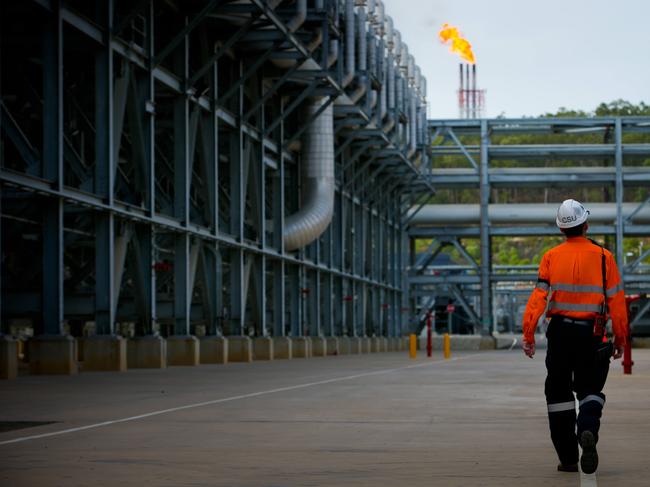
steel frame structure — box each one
[0,0,433,342]
[410,117,650,334]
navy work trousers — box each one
[544,316,610,466]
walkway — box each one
[1,348,649,486]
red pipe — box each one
[623,295,639,375]
[426,311,432,357]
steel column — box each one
[615,118,624,272]
[479,120,492,334]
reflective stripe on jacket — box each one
[522,236,628,346]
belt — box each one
[553,316,594,327]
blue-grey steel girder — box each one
[615,118,624,272]
[40,5,64,336]
[153,0,227,68]
[479,119,492,335]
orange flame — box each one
[438,23,476,64]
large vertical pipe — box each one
[387,51,395,109]
[283,98,335,251]
[615,118,624,274]
[342,0,355,86]
[479,119,492,335]
[286,0,307,33]
[357,6,367,71]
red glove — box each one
[523,340,535,359]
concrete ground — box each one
[1,346,649,487]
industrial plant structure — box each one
[1,0,649,376]
[1,0,432,372]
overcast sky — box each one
[381,0,650,119]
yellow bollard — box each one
[443,333,451,359]
[409,334,417,359]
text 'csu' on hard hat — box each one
[556,199,590,229]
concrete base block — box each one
[167,336,199,366]
[310,337,327,357]
[83,335,127,372]
[370,337,380,353]
[0,336,18,380]
[228,336,253,362]
[386,337,396,351]
[273,337,292,359]
[401,337,409,351]
[632,338,650,348]
[128,336,167,369]
[253,337,274,361]
[379,337,388,352]
[480,336,496,350]
[338,337,351,355]
[348,337,362,354]
[360,337,371,353]
[29,335,78,375]
[291,337,311,358]
[325,337,339,356]
[199,336,228,364]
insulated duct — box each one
[408,203,650,226]
[283,98,335,251]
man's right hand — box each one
[523,340,535,359]
[612,344,624,360]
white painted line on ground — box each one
[579,444,598,487]
[575,398,598,487]
[0,355,477,446]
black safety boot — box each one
[557,463,578,472]
[580,431,599,474]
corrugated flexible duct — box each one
[284,98,335,251]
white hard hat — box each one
[556,199,589,229]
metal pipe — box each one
[408,88,417,156]
[342,0,356,87]
[385,15,394,50]
[407,54,414,82]
[284,98,335,251]
[357,6,367,71]
[286,0,307,33]
[400,42,408,71]
[380,54,387,119]
[368,31,377,75]
[387,51,395,109]
[407,203,650,225]
[367,0,376,23]
[393,30,402,62]
[376,0,385,35]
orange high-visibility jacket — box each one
[522,236,628,346]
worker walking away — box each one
[521,199,627,474]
